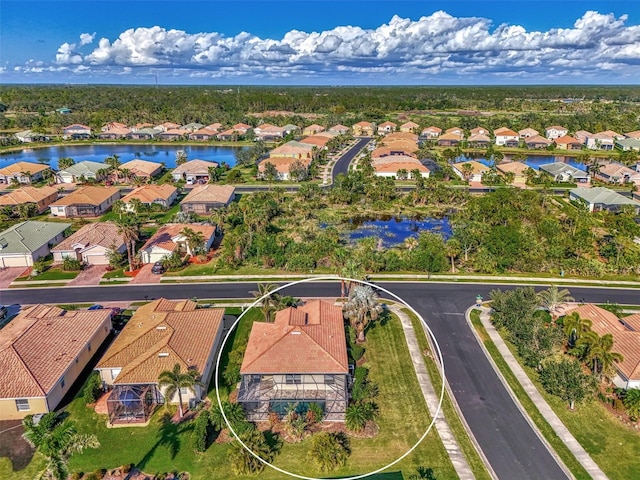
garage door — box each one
[83,254,109,265]
[0,255,30,267]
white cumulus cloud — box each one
[42,10,640,82]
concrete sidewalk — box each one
[474,307,608,480]
[390,305,477,480]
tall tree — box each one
[577,332,623,379]
[22,413,99,480]
[445,238,461,273]
[181,227,206,256]
[251,283,277,322]
[343,285,383,343]
[562,312,592,347]
[58,157,75,170]
[157,363,203,418]
[115,215,140,272]
[538,285,575,318]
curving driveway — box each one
[1,281,635,479]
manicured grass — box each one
[403,308,493,480]
[102,268,126,279]
[497,322,640,480]
[7,309,457,479]
[469,310,591,480]
[13,267,78,281]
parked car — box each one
[0,305,8,320]
[88,304,104,310]
[151,262,166,274]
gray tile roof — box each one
[58,161,105,177]
[539,162,589,179]
[0,221,71,255]
[570,187,640,207]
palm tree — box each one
[622,388,640,419]
[22,412,99,480]
[229,429,275,475]
[563,312,592,347]
[341,258,364,298]
[251,283,277,322]
[96,167,110,182]
[577,331,623,378]
[444,238,461,273]
[157,363,203,418]
[105,154,122,181]
[181,227,206,256]
[115,215,140,272]
[41,168,54,185]
[538,285,575,318]
[343,285,383,343]
[58,157,75,170]
[460,162,474,181]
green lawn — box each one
[13,266,78,281]
[495,317,640,480]
[404,308,493,480]
[3,309,459,479]
[468,310,591,480]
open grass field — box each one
[1,308,458,479]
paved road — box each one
[3,282,635,479]
[331,137,372,181]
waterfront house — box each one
[518,128,539,138]
[554,135,583,150]
[258,157,311,181]
[377,121,397,135]
[180,185,236,214]
[452,161,490,182]
[56,161,107,183]
[596,163,640,185]
[571,187,639,213]
[400,121,419,133]
[171,159,219,184]
[496,162,530,186]
[539,163,590,184]
[63,124,92,139]
[120,159,163,180]
[525,135,552,149]
[420,126,442,139]
[0,162,52,185]
[467,133,491,148]
[493,127,519,147]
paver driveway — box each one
[0,267,27,289]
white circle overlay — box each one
[214,277,446,480]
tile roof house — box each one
[63,124,92,139]
[254,124,286,141]
[400,121,419,133]
[159,128,189,141]
[596,163,640,185]
[155,122,181,132]
[570,187,639,213]
[129,127,161,140]
[50,186,120,218]
[576,131,614,150]
[139,223,216,264]
[562,304,640,389]
[328,124,350,135]
[496,162,530,186]
[303,124,325,136]
[180,184,236,215]
[470,127,490,136]
[51,222,126,265]
[524,135,552,149]
[188,128,218,141]
[352,121,375,136]
[615,138,640,152]
[0,186,59,213]
[545,126,568,140]
[493,127,520,147]
[237,300,349,421]
[182,122,205,132]
[452,161,490,182]
[624,130,640,140]
[0,162,52,185]
[269,141,314,159]
[372,156,430,178]
[0,221,70,268]
[437,132,462,147]
[101,122,128,132]
[98,126,131,140]
[377,121,397,135]
[120,159,163,180]
[372,146,418,159]
[0,305,112,420]
[445,127,464,138]
[600,130,625,140]
[467,133,491,147]
[553,135,583,150]
[383,132,419,144]
[539,163,590,184]
[258,157,312,181]
[121,184,178,210]
[299,135,331,149]
[14,130,50,143]
[420,126,442,139]
[56,161,107,184]
[171,159,220,184]
[518,128,539,138]
[96,298,224,424]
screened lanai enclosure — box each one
[237,373,349,422]
[106,384,162,425]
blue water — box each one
[455,154,587,171]
[344,216,452,248]
[0,144,247,170]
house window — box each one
[15,399,30,411]
[61,377,65,389]
[110,369,121,380]
[180,387,189,395]
[87,342,92,352]
[324,375,335,385]
[285,374,302,385]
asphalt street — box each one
[331,136,372,180]
[4,281,638,479]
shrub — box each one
[62,256,83,271]
[305,402,324,425]
[267,411,280,427]
[350,344,365,362]
[345,401,378,433]
[193,410,211,453]
[83,372,102,404]
[223,345,246,386]
[307,432,350,472]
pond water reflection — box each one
[342,215,452,248]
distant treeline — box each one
[2,84,640,134]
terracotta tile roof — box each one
[313,131,336,139]
[50,186,120,207]
[100,126,131,135]
[300,135,331,147]
[380,139,419,152]
[157,122,181,130]
[378,121,397,128]
[622,313,640,332]
[372,154,421,165]
[121,184,177,204]
[217,128,236,137]
[161,128,188,136]
[546,125,567,131]
[496,162,530,175]
[554,135,581,145]
[401,121,419,129]
[438,132,463,141]
[328,124,350,133]
[121,159,162,177]
[140,223,215,254]
[624,130,640,139]
[598,163,637,178]
[422,126,442,134]
[519,128,539,136]
[372,146,417,158]
[233,123,252,131]
[374,161,429,174]
[64,124,91,130]
[205,123,222,131]
[525,135,552,145]
[258,157,311,174]
[190,128,217,137]
[453,160,489,175]
[494,127,519,137]
[353,121,373,127]
[97,298,223,384]
[564,304,640,380]
[0,186,58,206]
[383,132,419,143]
[467,134,491,143]
[0,305,111,398]
[445,127,463,134]
[135,123,154,129]
[304,124,325,132]
[51,221,125,252]
[172,159,219,176]
[270,141,314,156]
[0,162,51,176]
[181,184,235,205]
[240,300,348,375]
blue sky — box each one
[2,1,640,84]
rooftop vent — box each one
[156,326,167,330]
[158,353,169,357]
[291,331,301,335]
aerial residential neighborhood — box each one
[2,2,640,480]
